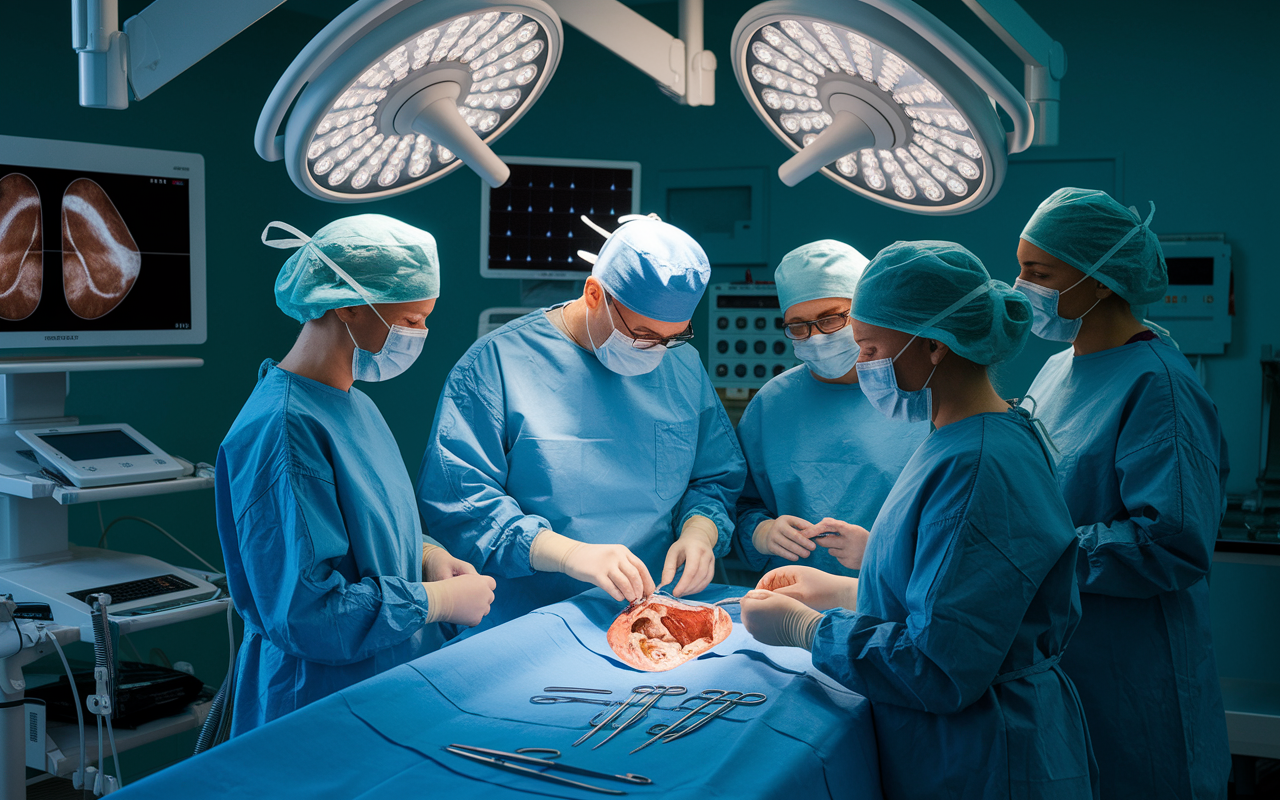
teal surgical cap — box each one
[775,240,869,314]
[593,217,710,324]
[853,240,1031,365]
[265,214,440,323]
[1021,187,1167,306]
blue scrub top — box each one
[1026,339,1230,799]
[417,308,745,629]
[812,408,1096,800]
[215,361,442,735]
[733,365,930,576]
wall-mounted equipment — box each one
[1146,236,1232,355]
[651,168,767,266]
[0,135,206,349]
[708,281,797,392]
[731,0,1066,214]
[481,157,640,281]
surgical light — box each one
[732,0,1064,215]
[256,0,563,200]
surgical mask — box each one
[793,325,860,379]
[1017,204,1154,343]
[855,280,992,424]
[347,313,428,382]
[587,298,666,376]
[1014,277,1101,343]
[856,340,937,423]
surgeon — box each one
[734,240,929,576]
[418,215,745,630]
[741,241,1097,799]
[216,215,496,736]
[1015,188,1230,799]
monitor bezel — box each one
[479,155,641,281]
[0,134,207,348]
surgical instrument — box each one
[572,686,659,747]
[629,689,746,754]
[712,597,744,606]
[545,686,612,694]
[448,745,652,786]
[652,692,767,744]
[444,746,626,795]
[593,686,686,750]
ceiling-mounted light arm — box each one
[72,0,285,110]
[544,0,715,106]
[959,0,1066,146]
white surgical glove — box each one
[757,565,858,611]
[740,589,824,650]
[530,531,656,603]
[752,515,819,561]
[661,516,719,597]
[422,573,496,627]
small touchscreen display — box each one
[37,430,151,462]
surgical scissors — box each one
[592,686,686,750]
[572,686,659,747]
[637,691,767,749]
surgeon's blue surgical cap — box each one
[775,240,869,314]
[853,240,1031,365]
[592,217,710,323]
[267,214,440,323]
[1021,187,1166,306]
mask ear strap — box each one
[261,220,391,329]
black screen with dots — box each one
[483,159,638,279]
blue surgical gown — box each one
[1026,339,1230,799]
[733,365,930,576]
[811,408,1097,800]
[215,361,442,736]
[417,308,745,629]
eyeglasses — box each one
[608,296,695,350]
[783,311,851,341]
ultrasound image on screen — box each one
[0,163,191,332]
[487,163,635,274]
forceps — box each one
[445,745,651,795]
[637,690,767,750]
[592,686,686,750]
[572,686,685,748]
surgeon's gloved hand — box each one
[752,515,818,561]
[808,519,871,570]
[740,589,824,650]
[422,543,478,582]
[757,566,858,611]
[530,531,656,603]
[661,516,718,597]
[422,573,497,627]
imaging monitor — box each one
[0,134,206,348]
[481,156,640,280]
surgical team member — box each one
[742,241,1097,800]
[419,216,746,629]
[1016,188,1230,799]
[216,215,496,735]
[734,240,929,576]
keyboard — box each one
[68,574,198,606]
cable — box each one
[48,632,86,789]
[106,715,123,788]
[98,515,220,573]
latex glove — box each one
[422,573,496,627]
[422,543,478,582]
[740,589,823,650]
[530,531,655,603]
[661,516,718,597]
[808,518,871,571]
[752,515,818,561]
[757,565,858,611]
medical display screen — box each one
[484,161,637,277]
[0,162,192,335]
[36,429,151,462]
[1165,256,1215,286]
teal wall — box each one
[2,0,1274,780]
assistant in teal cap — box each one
[592,216,710,323]
[268,213,441,323]
[1021,187,1166,306]
[853,240,1031,366]
[775,239,869,313]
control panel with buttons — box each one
[708,282,798,391]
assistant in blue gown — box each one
[1027,340,1230,798]
[1018,188,1230,799]
[418,309,743,629]
[217,360,442,735]
[734,364,929,576]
